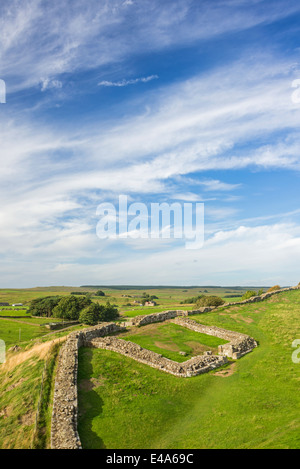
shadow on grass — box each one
[77,348,106,449]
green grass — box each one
[78,289,300,449]
[120,322,228,362]
[0,285,267,309]
[31,343,61,449]
[0,321,49,348]
[0,356,45,449]
[0,309,29,317]
[121,305,195,319]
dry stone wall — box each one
[220,285,300,308]
[87,336,228,378]
[124,286,300,328]
[51,322,125,449]
[51,284,300,449]
[125,307,215,327]
[51,332,82,449]
[173,317,257,359]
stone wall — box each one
[173,317,257,359]
[51,284,299,449]
[51,322,125,449]
[87,336,228,378]
[51,332,82,449]
[124,286,300,328]
[125,307,215,327]
[219,285,300,308]
[45,321,78,330]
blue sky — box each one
[1,0,300,287]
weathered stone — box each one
[173,317,257,359]
[87,336,228,378]
[51,322,124,450]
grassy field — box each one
[77,289,300,449]
[0,355,46,449]
[0,321,49,348]
[118,322,228,362]
[0,285,264,310]
[0,308,29,316]
[0,284,297,449]
[0,340,62,449]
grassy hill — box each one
[0,286,299,449]
[77,289,300,449]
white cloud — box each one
[1,222,298,287]
[98,75,158,87]
[1,53,300,268]
[1,12,300,286]
[40,78,63,91]
[1,0,300,92]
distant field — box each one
[0,284,272,360]
[0,321,49,347]
[0,286,267,309]
[78,289,300,449]
[0,309,29,317]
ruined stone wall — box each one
[219,285,300,308]
[87,336,228,378]
[124,286,300,328]
[173,317,257,359]
[125,307,215,327]
[126,310,184,327]
[51,284,299,449]
[51,331,82,449]
[51,322,125,449]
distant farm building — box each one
[12,303,23,307]
[0,302,9,306]
[144,301,157,306]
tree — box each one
[79,303,102,325]
[98,301,119,321]
[267,285,281,293]
[195,296,225,307]
[95,290,105,297]
[140,293,158,304]
[181,295,204,305]
[79,301,119,324]
[53,295,92,320]
[241,291,257,300]
[28,296,62,317]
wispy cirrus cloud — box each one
[2,1,300,286]
[2,0,300,92]
[98,75,159,87]
[40,78,63,91]
[2,53,300,205]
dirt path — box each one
[213,362,236,377]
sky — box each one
[1,0,300,287]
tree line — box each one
[27,295,119,325]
